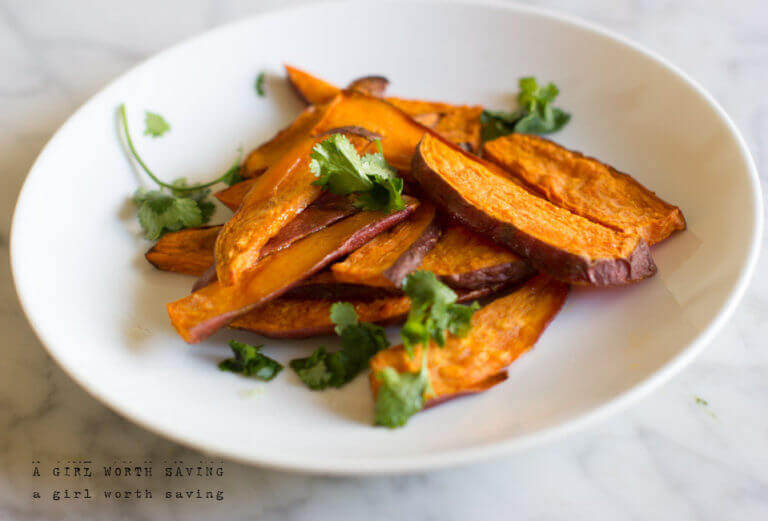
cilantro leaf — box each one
[290,302,390,390]
[374,351,432,428]
[218,340,283,381]
[132,187,211,240]
[481,76,570,142]
[254,71,266,97]
[144,111,171,137]
[310,134,405,213]
[400,271,480,356]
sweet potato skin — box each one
[347,75,389,97]
[412,134,656,286]
[421,225,534,289]
[332,203,439,287]
[145,226,219,276]
[231,284,501,338]
[369,275,569,406]
[483,134,686,245]
[167,201,417,343]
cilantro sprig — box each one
[118,104,243,240]
[290,302,390,390]
[219,340,283,381]
[374,351,432,428]
[400,271,480,357]
[373,271,480,428]
[481,76,571,142]
[310,134,405,213]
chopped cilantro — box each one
[144,111,171,137]
[255,71,266,97]
[290,302,390,390]
[218,340,283,381]
[400,270,480,357]
[310,133,405,213]
[481,76,570,142]
[374,351,432,428]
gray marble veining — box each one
[0,1,766,520]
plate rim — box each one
[9,0,764,475]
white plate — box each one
[11,0,762,474]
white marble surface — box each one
[1,0,766,519]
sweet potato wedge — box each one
[421,225,535,289]
[144,218,532,293]
[215,178,256,211]
[222,133,384,213]
[311,90,429,171]
[167,200,417,343]
[244,103,331,178]
[145,226,219,276]
[192,194,359,290]
[332,202,439,287]
[285,65,482,152]
[483,134,686,245]
[231,284,500,339]
[412,134,656,286]
[284,64,340,105]
[216,130,376,286]
[369,275,569,406]
[215,137,321,286]
[387,98,483,153]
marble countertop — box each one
[1,0,766,519]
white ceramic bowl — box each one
[11,0,762,474]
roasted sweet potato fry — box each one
[285,65,483,152]
[215,137,321,286]
[421,225,535,289]
[145,226,219,276]
[231,284,500,338]
[215,178,256,211]
[369,275,569,406]
[387,98,483,153]
[216,129,377,286]
[483,134,686,245]
[285,65,340,105]
[193,194,359,290]
[332,202,439,287]
[311,91,428,171]
[412,134,656,286]
[167,200,417,343]
[148,195,357,284]
[244,103,332,178]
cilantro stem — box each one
[119,103,241,192]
